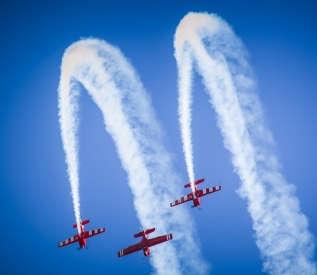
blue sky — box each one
[1,1,316,274]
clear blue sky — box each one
[1,1,316,274]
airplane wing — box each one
[199,185,221,197]
[83,227,106,239]
[118,242,144,257]
[146,234,172,247]
[170,193,194,207]
[58,234,80,248]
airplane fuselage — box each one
[193,197,201,207]
[78,225,87,249]
[192,188,201,207]
[143,246,150,256]
[79,237,87,248]
[141,236,151,256]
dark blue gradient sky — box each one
[1,1,316,274]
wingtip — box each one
[117,250,124,257]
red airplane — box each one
[58,219,105,249]
[170,178,221,208]
[117,228,172,257]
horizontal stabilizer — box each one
[184,178,205,188]
[73,219,90,228]
[134,227,155,238]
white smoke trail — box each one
[174,12,316,275]
[58,38,208,275]
[178,53,195,193]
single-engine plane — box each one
[58,219,105,249]
[170,178,221,208]
[118,228,172,257]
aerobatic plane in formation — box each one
[170,178,221,208]
[117,228,172,257]
[58,219,106,249]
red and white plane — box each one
[58,219,105,249]
[170,178,221,208]
[117,228,172,257]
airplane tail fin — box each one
[184,178,205,188]
[73,219,90,228]
[134,227,155,238]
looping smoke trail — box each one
[174,12,316,274]
[58,38,208,275]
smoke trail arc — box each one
[174,12,316,275]
[58,38,208,275]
